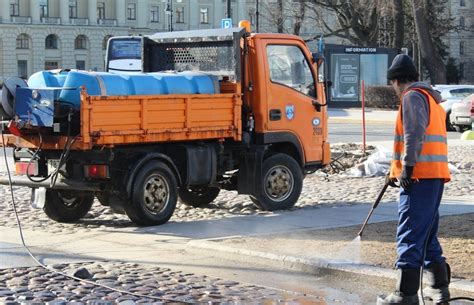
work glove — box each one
[399,166,414,191]
[385,173,398,188]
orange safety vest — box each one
[389,88,451,182]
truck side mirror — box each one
[312,53,325,67]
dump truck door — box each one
[263,40,325,163]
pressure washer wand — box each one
[357,182,389,237]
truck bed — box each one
[1,87,242,150]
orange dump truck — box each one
[0,25,330,226]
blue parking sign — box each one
[221,18,232,29]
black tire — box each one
[125,161,177,226]
[454,125,469,133]
[445,111,454,131]
[252,153,303,211]
[43,190,94,223]
[178,186,220,207]
[96,192,127,214]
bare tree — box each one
[391,0,404,49]
[259,0,306,35]
[292,0,307,35]
[306,0,383,47]
[411,0,447,83]
[259,0,285,33]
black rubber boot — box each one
[423,261,451,304]
[377,269,420,305]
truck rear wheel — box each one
[43,190,94,222]
[178,186,220,207]
[126,161,177,226]
[251,153,303,211]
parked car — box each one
[434,85,474,131]
[450,94,474,133]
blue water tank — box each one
[28,70,69,88]
[56,71,218,108]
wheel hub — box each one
[264,165,294,202]
[143,174,169,214]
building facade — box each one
[447,0,474,83]
[0,0,472,84]
[0,0,254,83]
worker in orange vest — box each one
[377,54,451,305]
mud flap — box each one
[31,187,46,209]
[237,146,265,195]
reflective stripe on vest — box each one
[389,88,450,182]
[394,135,447,144]
[393,153,448,163]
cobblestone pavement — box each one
[0,262,313,304]
[0,145,473,233]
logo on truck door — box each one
[285,105,295,120]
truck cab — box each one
[248,33,329,169]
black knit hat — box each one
[387,54,419,81]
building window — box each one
[127,3,136,20]
[176,6,184,23]
[18,60,28,79]
[97,2,105,20]
[200,7,209,24]
[69,0,77,18]
[40,0,48,18]
[460,0,465,6]
[45,61,59,70]
[10,0,19,16]
[76,60,86,70]
[460,41,465,55]
[75,35,87,49]
[150,5,159,23]
[16,34,29,49]
[45,34,58,49]
[459,63,464,79]
[102,35,113,50]
[459,16,465,27]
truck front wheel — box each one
[126,161,177,226]
[251,153,303,211]
[178,186,220,207]
[43,190,94,222]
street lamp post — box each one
[164,0,173,32]
[226,0,231,19]
[256,0,259,32]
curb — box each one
[187,239,474,294]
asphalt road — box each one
[329,122,462,143]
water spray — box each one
[357,182,389,238]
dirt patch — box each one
[219,213,474,280]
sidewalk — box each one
[2,197,473,294]
[187,198,474,294]
[328,107,398,124]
